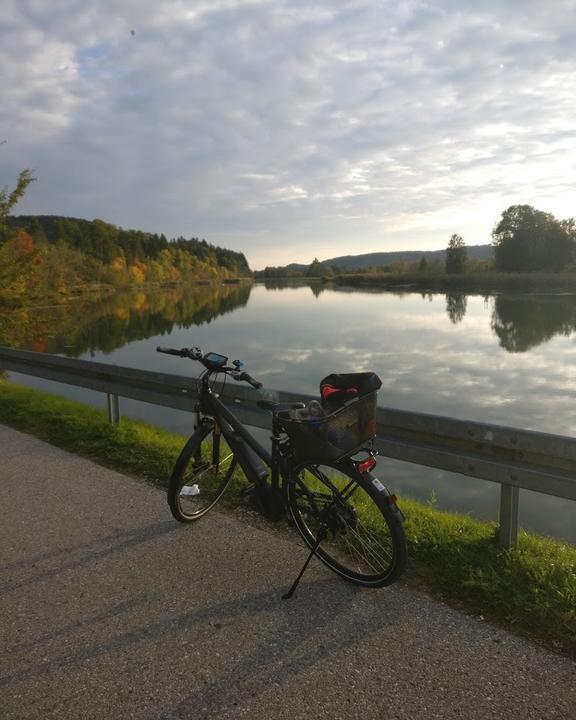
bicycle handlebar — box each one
[157,346,185,356]
[156,346,262,388]
[233,371,262,390]
[157,346,202,359]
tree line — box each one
[256,205,576,278]
[445,205,576,275]
[0,170,251,307]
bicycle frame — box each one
[196,377,289,506]
[160,346,407,596]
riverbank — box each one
[0,378,574,657]
[331,271,576,294]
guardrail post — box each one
[498,484,519,549]
[107,393,120,425]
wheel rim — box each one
[289,463,397,583]
[176,439,236,518]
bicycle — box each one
[157,345,407,597]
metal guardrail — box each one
[1,346,575,548]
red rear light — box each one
[358,457,377,474]
[387,494,397,505]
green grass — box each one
[1,377,575,657]
[401,498,576,652]
[0,378,184,484]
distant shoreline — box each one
[257,273,576,295]
[332,272,576,294]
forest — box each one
[0,178,251,308]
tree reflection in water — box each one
[3,284,576,358]
[445,293,467,325]
[0,283,252,356]
[491,294,576,352]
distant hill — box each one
[286,244,493,272]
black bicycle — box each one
[157,345,407,597]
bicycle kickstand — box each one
[282,527,327,600]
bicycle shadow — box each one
[158,578,404,719]
[0,519,178,595]
[0,570,407,713]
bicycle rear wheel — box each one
[286,460,406,586]
[168,423,238,522]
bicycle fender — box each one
[362,472,406,522]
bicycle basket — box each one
[279,391,378,463]
[320,371,382,413]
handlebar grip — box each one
[243,372,263,390]
[156,346,184,356]
[233,371,262,389]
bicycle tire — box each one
[168,423,238,522]
[286,460,407,586]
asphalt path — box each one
[1,424,575,720]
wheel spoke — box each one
[169,430,237,522]
[342,524,393,570]
[288,461,406,585]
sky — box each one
[1,0,575,269]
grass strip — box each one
[1,378,575,657]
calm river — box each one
[3,281,575,541]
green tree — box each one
[445,234,467,274]
[307,258,323,277]
[492,205,574,272]
[418,256,428,273]
[322,264,335,279]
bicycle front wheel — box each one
[286,460,406,586]
[168,424,238,522]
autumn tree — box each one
[0,169,35,242]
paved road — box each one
[1,424,574,720]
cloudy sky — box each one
[2,0,575,268]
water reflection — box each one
[0,283,252,355]
[445,293,467,324]
[491,294,576,352]
[5,282,574,358]
[310,283,325,298]
[324,282,576,352]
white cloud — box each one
[1,0,575,268]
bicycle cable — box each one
[218,370,228,397]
